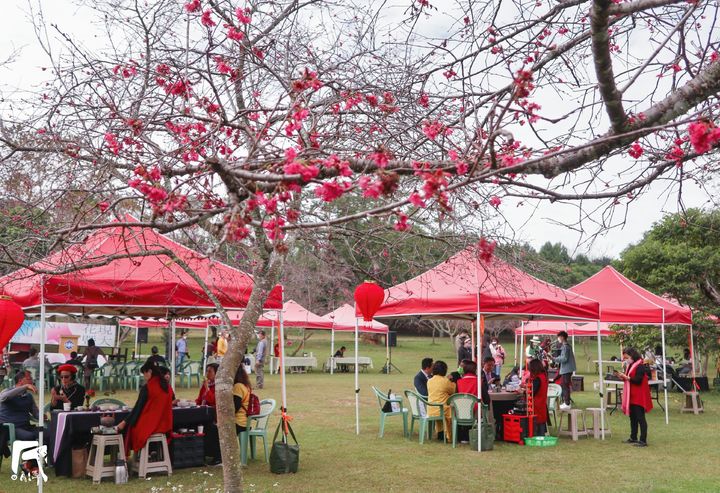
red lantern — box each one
[0,294,25,352]
[354,281,385,322]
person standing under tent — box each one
[413,358,433,397]
[254,330,268,389]
[145,346,167,367]
[525,336,542,364]
[0,370,39,440]
[526,358,549,436]
[427,360,456,442]
[457,337,473,365]
[196,363,221,465]
[615,347,653,447]
[82,338,106,389]
[175,331,189,374]
[489,337,506,378]
[215,331,228,362]
[551,331,576,410]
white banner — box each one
[11,320,117,348]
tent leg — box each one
[597,321,605,440]
[354,309,360,435]
[689,325,696,380]
[385,330,390,374]
[170,319,176,390]
[661,321,669,425]
[38,302,47,492]
[134,327,138,360]
[330,327,335,375]
[270,321,275,375]
[202,322,209,377]
[514,331,518,367]
[279,306,287,414]
[476,310,481,453]
[519,321,525,375]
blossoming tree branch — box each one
[1,0,719,490]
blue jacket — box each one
[554,342,576,375]
[413,370,429,397]
[0,386,38,426]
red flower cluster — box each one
[628,142,643,159]
[291,68,322,93]
[514,69,534,99]
[393,213,410,232]
[422,120,445,140]
[489,196,501,208]
[478,237,496,263]
[688,121,720,154]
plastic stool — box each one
[131,433,172,478]
[557,409,588,441]
[86,434,126,484]
[585,407,611,438]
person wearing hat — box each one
[50,364,86,411]
[525,336,542,364]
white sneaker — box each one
[559,403,571,411]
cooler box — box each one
[169,434,205,469]
[502,414,535,444]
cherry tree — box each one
[1,0,720,490]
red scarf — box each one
[126,376,173,453]
[622,359,653,415]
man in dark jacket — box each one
[0,370,39,440]
[413,358,433,397]
[552,331,577,410]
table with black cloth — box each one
[48,406,215,477]
[673,376,709,391]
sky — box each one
[1,0,716,260]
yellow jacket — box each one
[427,375,455,417]
[216,336,228,357]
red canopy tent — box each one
[0,215,284,460]
[568,265,692,425]
[375,247,600,320]
[0,215,282,318]
[516,320,614,336]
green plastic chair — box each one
[448,393,480,448]
[247,398,276,463]
[547,383,562,429]
[123,361,143,390]
[92,398,127,408]
[370,386,408,439]
[0,423,16,471]
[179,360,202,388]
[404,389,445,444]
[92,363,117,392]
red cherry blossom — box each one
[489,196,501,208]
[227,26,245,41]
[314,180,351,202]
[201,10,216,27]
[477,237,496,263]
[688,121,720,154]
[408,192,426,207]
[418,92,430,108]
[184,0,201,13]
[393,213,410,232]
[628,142,643,159]
[235,7,252,24]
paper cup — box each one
[197,425,204,434]
[63,402,72,411]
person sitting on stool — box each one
[334,346,348,372]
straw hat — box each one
[530,336,541,343]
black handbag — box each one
[270,420,299,474]
[381,389,393,413]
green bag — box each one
[269,420,299,474]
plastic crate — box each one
[524,436,558,447]
[502,414,535,445]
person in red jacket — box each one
[527,358,548,436]
[615,347,652,447]
[117,361,173,454]
[196,363,218,406]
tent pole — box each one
[519,321,525,375]
[279,305,287,416]
[134,326,138,360]
[476,308,481,453]
[354,305,360,435]
[689,325,696,380]
[660,312,669,425]
[569,322,575,376]
[597,321,605,440]
[202,321,209,377]
[385,328,390,374]
[514,330,518,366]
[270,321,275,375]
[170,318,176,390]
[38,300,47,491]
[330,326,335,375]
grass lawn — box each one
[3,332,718,493]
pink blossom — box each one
[394,213,410,232]
[314,181,351,202]
[285,147,298,162]
[235,8,252,24]
[284,161,320,182]
[455,161,469,175]
[148,166,162,181]
[628,142,643,159]
[104,133,122,155]
[184,0,201,13]
[408,192,426,208]
[422,120,445,140]
[263,216,285,241]
[688,121,720,154]
[478,237,496,263]
[514,69,534,98]
[368,148,391,168]
[443,69,456,79]
[226,26,245,41]
[201,10,216,27]
[98,201,109,212]
[489,196,501,208]
[418,92,429,108]
[358,176,382,199]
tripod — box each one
[381,343,402,374]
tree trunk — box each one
[215,249,286,493]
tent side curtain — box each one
[515,320,614,336]
[0,214,282,319]
[569,266,692,325]
[374,247,600,321]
